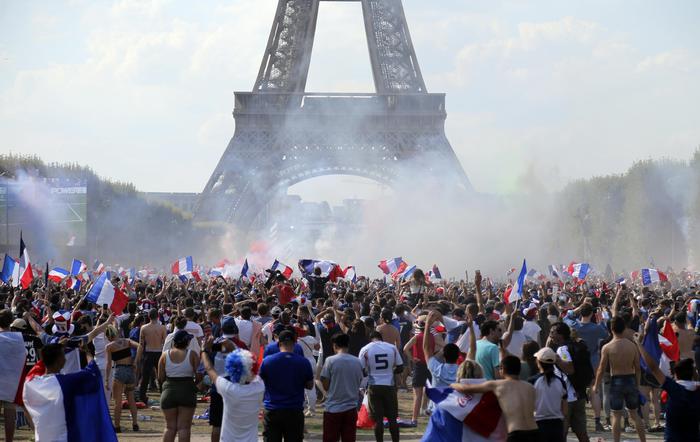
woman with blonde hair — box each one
[105,324,141,433]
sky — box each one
[1,0,699,201]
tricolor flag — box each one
[86,273,128,314]
[70,259,87,278]
[504,259,527,305]
[641,268,668,286]
[241,259,249,278]
[1,254,20,286]
[0,331,26,403]
[23,360,117,442]
[378,257,407,277]
[271,260,293,279]
[343,266,357,284]
[568,262,590,281]
[92,260,105,275]
[171,256,193,275]
[421,381,507,442]
[298,259,344,281]
[526,268,545,281]
[659,319,679,362]
[432,264,442,280]
[19,233,33,289]
[547,264,560,279]
[399,265,417,280]
[48,267,70,284]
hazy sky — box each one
[1,0,699,200]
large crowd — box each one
[1,264,700,442]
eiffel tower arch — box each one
[195,0,472,230]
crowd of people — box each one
[1,263,700,442]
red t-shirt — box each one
[275,284,295,305]
[412,332,435,363]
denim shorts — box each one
[114,364,136,385]
[609,374,639,411]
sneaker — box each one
[595,421,606,432]
[405,420,417,428]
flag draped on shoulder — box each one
[504,259,527,305]
[86,273,128,314]
[422,381,507,442]
[23,360,118,442]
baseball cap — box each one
[534,347,557,364]
[271,306,282,316]
[221,317,239,337]
[11,318,28,331]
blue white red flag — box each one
[432,264,442,280]
[92,260,105,275]
[23,360,117,442]
[70,259,87,278]
[504,259,527,305]
[0,332,25,402]
[86,273,128,314]
[19,233,33,289]
[400,265,417,280]
[298,259,344,281]
[241,259,249,278]
[1,254,19,286]
[422,381,506,442]
[48,267,70,284]
[343,266,357,283]
[378,257,407,276]
[271,259,293,279]
[547,264,560,278]
[641,268,668,285]
[171,256,193,275]
[568,262,590,281]
[526,268,545,281]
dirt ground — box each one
[6,388,666,441]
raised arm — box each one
[423,311,439,364]
[466,314,477,361]
[474,271,485,314]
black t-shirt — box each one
[319,324,342,362]
[22,333,43,371]
[663,377,700,442]
[308,276,329,299]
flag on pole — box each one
[399,265,417,280]
[241,259,249,278]
[641,268,668,286]
[70,259,87,278]
[92,260,105,275]
[547,264,560,278]
[48,267,70,284]
[19,233,33,289]
[271,260,293,279]
[1,254,19,286]
[378,257,407,277]
[432,264,442,280]
[504,259,527,305]
[171,256,193,275]
[343,266,357,283]
[86,273,128,314]
[568,262,590,281]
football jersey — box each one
[358,341,403,386]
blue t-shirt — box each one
[427,357,458,388]
[259,352,313,410]
[663,377,700,442]
[263,342,304,358]
[475,339,500,380]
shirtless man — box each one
[593,316,646,442]
[377,308,401,349]
[138,309,166,402]
[673,312,695,360]
[451,355,539,442]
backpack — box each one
[567,339,594,395]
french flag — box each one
[23,360,117,442]
[70,259,87,278]
[92,259,105,275]
[378,257,408,277]
[343,266,357,283]
[432,264,442,280]
[271,260,293,279]
[641,268,668,286]
[298,259,344,282]
[527,268,546,281]
[1,254,20,286]
[171,256,193,275]
[399,265,417,280]
[86,273,128,314]
[504,259,527,305]
[547,264,560,278]
[568,262,590,281]
[241,258,249,278]
[421,381,507,442]
[19,233,33,289]
[48,267,69,283]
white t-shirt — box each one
[522,321,541,344]
[216,376,265,442]
[555,345,578,402]
[235,318,253,348]
[184,321,204,339]
[506,331,527,358]
[358,341,403,386]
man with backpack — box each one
[547,322,593,442]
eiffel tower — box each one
[196,0,471,229]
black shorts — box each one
[609,374,640,411]
[367,385,398,421]
[209,385,223,427]
[507,429,540,442]
[411,361,431,388]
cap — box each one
[278,330,296,344]
[534,347,557,364]
[173,330,193,346]
[221,317,239,337]
[11,318,28,330]
[271,306,282,316]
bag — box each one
[567,340,594,394]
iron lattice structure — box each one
[196,0,471,229]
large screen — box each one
[0,177,87,248]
